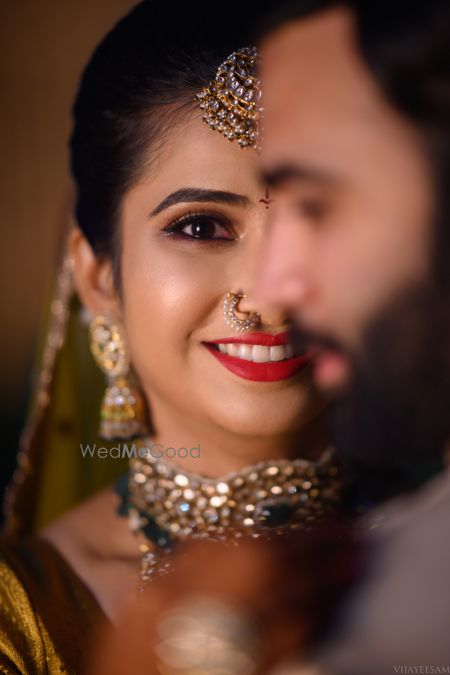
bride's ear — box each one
[69,228,121,319]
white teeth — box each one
[214,342,297,363]
[269,345,286,362]
[227,343,240,357]
[238,344,253,360]
[252,345,270,363]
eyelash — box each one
[162,211,237,242]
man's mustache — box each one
[289,323,348,358]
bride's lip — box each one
[203,343,313,382]
[208,331,293,347]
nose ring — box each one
[223,291,261,333]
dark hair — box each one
[70,0,277,281]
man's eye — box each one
[296,197,328,221]
[164,214,235,240]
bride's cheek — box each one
[120,250,218,376]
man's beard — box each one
[327,284,450,507]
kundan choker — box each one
[115,440,341,585]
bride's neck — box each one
[145,403,328,478]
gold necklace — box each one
[115,440,341,584]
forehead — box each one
[150,110,261,195]
[120,109,264,224]
[260,7,413,173]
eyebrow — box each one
[261,164,340,188]
[150,187,251,216]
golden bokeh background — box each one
[0,1,138,500]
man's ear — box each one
[69,228,121,319]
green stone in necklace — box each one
[115,443,341,584]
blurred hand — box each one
[87,521,360,675]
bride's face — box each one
[75,111,324,438]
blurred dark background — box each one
[0,1,137,508]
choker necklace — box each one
[115,441,341,585]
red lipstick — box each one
[203,331,312,382]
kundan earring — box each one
[223,291,261,332]
[89,315,147,440]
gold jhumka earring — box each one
[89,315,147,440]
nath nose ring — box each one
[223,291,261,333]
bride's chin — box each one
[206,390,320,439]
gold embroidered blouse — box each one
[0,537,108,674]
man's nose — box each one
[256,213,312,313]
[236,292,293,330]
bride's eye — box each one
[163,213,236,241]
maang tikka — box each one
[89,315,147,440]
[196,46,262,151]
